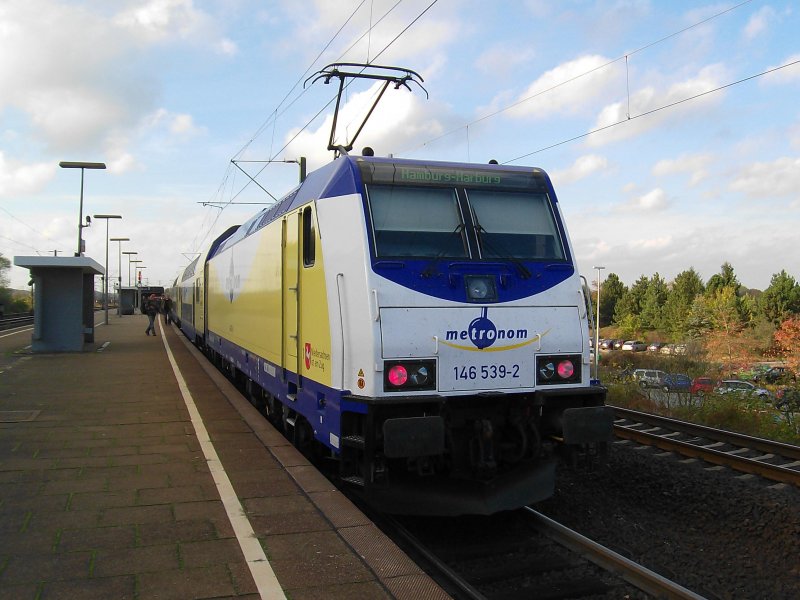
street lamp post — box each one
[93,215,122,325]
[592,266,605,381]
[130,260,143,313]
[130,259,143,286]
[110,237,130,317]
[123,252,138,286]
[59,161,106,256]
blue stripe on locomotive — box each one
[206,156,574,302]
[205,332,355,453]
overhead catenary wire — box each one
[207,0,439,230]
[502,58,800,164]
[405,0,756,155]
[233,0,369,162]
[189,1,426,259]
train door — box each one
[282,212,301,381]
[198,265,206,342]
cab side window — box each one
[303,206,315,267]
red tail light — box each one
[388,365,408,386]
[384,360,436,392]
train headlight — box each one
[465,275,497,302]
[409,365,429,386]
[384,360,436,392]
[536,355,581,385]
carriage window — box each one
[467,190,565,260]
[302,206,315,267]
[368,185,468,258]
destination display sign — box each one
[358,161,547,191]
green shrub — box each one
[607,386,800,444]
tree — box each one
[685,294,713,338]
[706,262,740,296]
[705,286,748,369]
[614,275,649,325]
[773,317,800,373]
[0,253,10,287]
[0,253,11,313]
[639,273,668,330]
[758,270,800,325]
[663,268,705,339]
[598,272,625,327]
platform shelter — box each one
[13,256,103,352]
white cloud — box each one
[743,6,776,40]
[729,157,800,199]
[0,0,221,167]
[278,0,462,66]
[498,55,622,120]
[652,153,713,186]
[762,54,800,84]
[24,87,130,152]
[587,64,726,146]
[629,236,673,251]
[143,109,205,137]
[622,188,669,212]
[283,81,453,168]
[551,154,609,185]
[0,153,56,197]
[113,0,208,42]
[215,38,238,56]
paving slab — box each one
[0,313,450,599]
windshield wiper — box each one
[421,223,466,278]
[474,223,532,279]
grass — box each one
[608,385,800,445]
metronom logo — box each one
[443,308,533,351]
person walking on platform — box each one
[162,295,173,325]
[144,294,158,336]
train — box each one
[168,150,613,516]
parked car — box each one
[659,344,675,355]
[662,373,691,393]
[647,342,663,352]
[613,339,625,350]
[621,340,647,352]
[634,369,668,389]
[599,339,615,350]
[714,380,771,399]
[690,376,716,396]
[753,366,796,385]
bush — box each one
[607,385,800,444]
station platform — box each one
[0,312,450,599]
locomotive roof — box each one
[209,155,552,258]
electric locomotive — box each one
[172,151,613,516]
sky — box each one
[1,0,799,293]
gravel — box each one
[537,442,800,599]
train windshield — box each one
[368,185,469,258]
[468,190,565,260]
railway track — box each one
[0,315,34,331]
[382,509,704,600]
[612,406,800,486]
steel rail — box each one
[0,315,34,331]
[525,508,707,600]
[613,407,800,486]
